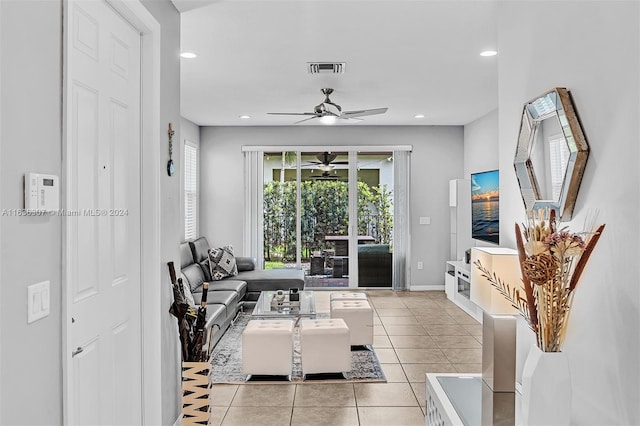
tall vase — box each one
[521,345,571,426]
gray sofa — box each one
[179,237,305,348]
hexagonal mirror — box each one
[514,88,589,221]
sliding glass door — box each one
[260,149,395,289]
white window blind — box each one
[184,142,198,240]
[549,135,569,201]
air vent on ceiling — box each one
[307,62,346,74]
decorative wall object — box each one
[167,122,175,176]
[513,88,589,221]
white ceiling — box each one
[175,0,497,126]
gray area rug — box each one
[211,313,386,384]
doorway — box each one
[62,1,162,424]
[261,150,395,289]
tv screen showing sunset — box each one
[471,169,499,244]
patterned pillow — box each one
[208,245,238,280]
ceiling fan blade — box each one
[341,107,388,119]
[267,112,316,116]
[293,116,319,124]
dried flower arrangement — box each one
[474,209,605,352]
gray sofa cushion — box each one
[208,279,247,300]
[194,290,239,317]
[236,256,256,272]
[180,242,195,269]
[181,264,206,293]
[236,268,305,293]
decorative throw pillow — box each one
[208,245,238,280]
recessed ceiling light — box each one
[480,50,497,57]
[239,115,251,119]
[180,52,197,59]
[414,114,425,119]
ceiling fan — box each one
[268,88,388,124]
[304,152,348,171]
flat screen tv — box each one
[471,169,499,244]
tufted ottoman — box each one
[242,320,294,378]
[330,299,374,346]
[299,318,351,376]
[330,292,368,302]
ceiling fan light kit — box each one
[268,88,388,124]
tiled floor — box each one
[208,290,481,426]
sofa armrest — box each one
[236,256,256,272]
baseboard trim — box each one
[409,285,445,291]
[173,413,182,426]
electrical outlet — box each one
[417,261,424,270]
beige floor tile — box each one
[427,291,449,301]
[422,324,470,336]
[432,335,482,349]
[231,384,296,407]
[407,305,447,316]
[453,363,482,373]
[373,334,392,348]
[374,348,400,364]
[373,324,387,336]
[370,301,408,309]
[366,290,397,297]
[380,316,420,326]
[375,308,415,317]
[291,407,359,426]
[210,384,239,407]
[354,382,419,407]
[381,363,408,382]
[442,348,483,364]
[357,406,425,425]
[462,323,483,336]
[401,363,458,382]
[448,310,481,325]
[384,325,428,336]
[432,298,460,309]
[209,406,228,426]
[221,406,292,426]
[410,382,427,408]
[413,312,455,325]
[395,348,449,364]
[389,335,438,349]
[293,383,355,407]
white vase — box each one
[521,345,571,426]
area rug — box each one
[210,313,386,384]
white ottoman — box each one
[299,318,351,376]
[330,292,368,302]
[330,300,374,346]
[242,320,294,377]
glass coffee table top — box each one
[251,290,316,319]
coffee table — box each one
[251,290,316,321]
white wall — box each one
[464,108,498,178]
[0,1,182,424]
[140,1,182,424]
[498,2,639,424]
[1,2,63,423]
[199,125,464,288]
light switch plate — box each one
[27,280,50,323]
[419,216,431,225]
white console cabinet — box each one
[444,261,481,322]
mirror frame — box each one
[513,88,589,221]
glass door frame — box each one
[243,144,412,290]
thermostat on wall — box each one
[24,173,59,212]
